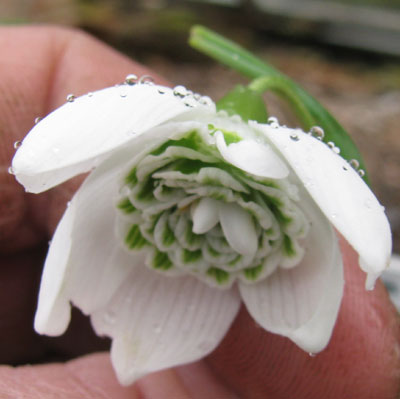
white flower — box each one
[11,81,391,385]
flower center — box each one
[116,126,309,288]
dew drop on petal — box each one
[138,75,154,84]
[7,166,14,175]
[87,92,94,97]
[327,141,335,149]
[34,116,42,124]
[125,74,138,85]
[200,96,213,106]
[13,141,22,149]
[267,116,279,125]
[173,85,188,97]
[119,87,128,98]
[310,126,325,140]
[349,159,360,169]
[290,133,299,141]
[358,169,365,177]
[66,94,75,103]
[309,352,316,357]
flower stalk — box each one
[189,25,370,185]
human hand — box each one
[0,25,399,398]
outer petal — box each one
[91,263,241,386]
[257,123,391,288]
[34,138,141,334]
[239,195,344,353]
[34,201,75,335]
[12,83,212,193]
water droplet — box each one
[358,169,365,177]
[310,126,324,140]
[66,94,75,103]
[290,133,299,142]
[7,166,14,175]
[34,116,42,124]
[87,92,93,97]
[327,141,335,149]
[342,165,348,171]
[183,96,197,107]
[200,96,213,107]
[267,116,279,125]
[158,87,167,94]
[309,352,316,357]
[13,141,22,149]
[173,85,187,97]
[138,75,154,84]
[333,146,341,154]
[349,159,359,169]
[48,240,52,246]
[125,74,138,85]
[119,87,128,98]
[66,201,71,208]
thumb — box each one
[207,237,400,398]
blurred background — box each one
[1,0,399,250]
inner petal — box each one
[219,202,258,257]
[191,197,219,234]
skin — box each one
[0,25,399,398]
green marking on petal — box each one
[207,245,220,257]
[117,197,136,214]
[125,167,138,185]
[220,130,242,145]
[125,225,149,249]
[229,255,242,266]
[151,130,212,156]
[171,159,207,174]
[207,267,230,284]
[283,234,296,257]
[244,264,264,281]
[185,221,202,245]
[136,179,155,201]
[162,222,176,247]
[183,248,202,263]
[152,250,173,270]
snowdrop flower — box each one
[11,79,391,385]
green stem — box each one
[248,76,315,128]
[189,25,369,184]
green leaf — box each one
[189,25,369,184]
[216,85,268,123]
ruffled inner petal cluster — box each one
[116,123,310,288]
